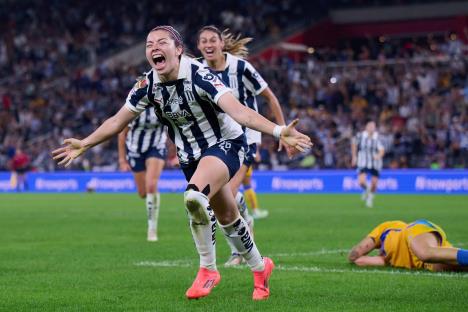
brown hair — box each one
[150,25,184,53]
[197,25,252,59]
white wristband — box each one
[273,125,285,140]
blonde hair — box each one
[198,26,253,59]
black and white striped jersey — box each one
[353,131,385,170]
[200,53,268,145]
[125,107,167,155]
[124,55,243,165]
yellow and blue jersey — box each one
[368,220,452,270]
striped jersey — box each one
[125,107,167,155]
[353,131,384,170]
[200,53,268,145]
[124,55,243,165]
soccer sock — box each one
[220,217,264,272]
[225,192,254,255]
[184,190,217,270]
[146,193,156,230]
[456,249,468,265]
[154,192,160,231]
[244,185,258,210]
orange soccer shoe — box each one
[185,267,221,299]
[252,257,275,300]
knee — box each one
[184,189,213,225]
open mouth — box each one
[152,54,166,69]
[204,49,214,57]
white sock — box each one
[146,193,156,230]
[154,193,160,230]
[184,190,217,270]
[220,217,264,271]
[224,192,254,255]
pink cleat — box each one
[186,267,221,299]
[252,257,275,300]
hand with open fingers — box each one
[279,119,313,154]
[52,138,87,167]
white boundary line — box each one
[134,260,468,279]
[269,248,348,257]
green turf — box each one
[0,193,467,311]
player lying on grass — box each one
[348,220,468,271]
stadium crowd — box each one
[254,34,468,170]
[0,1,467,172]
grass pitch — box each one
[0,193,467,311]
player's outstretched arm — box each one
[217,92,312,153]
[348,237,377,263]
[52,106,137,167]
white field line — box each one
[134,261,468,279]
[269,248,348,257]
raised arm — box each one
[52,106,137,167]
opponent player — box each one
[351,120,385,207]
[52,25,312,300]
[348,220,468,271]
[118,105,167,241]
[197,26,289,266]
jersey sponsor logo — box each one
[167,96,184,107]
[165,110,192,120]
[202,73,216,81]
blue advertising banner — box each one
[0,170,466,194]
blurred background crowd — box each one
[0,0,467,172]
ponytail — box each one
[198,25,253,59]
[221,29,252,59]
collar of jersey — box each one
[152,55,191,85]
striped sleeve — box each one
[243,61,268,95]
[193,68,231,104]
[124,77,150,114]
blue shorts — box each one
[127,147,167,172]
[358,168,380,177]
[180,135,246,182]
[242,143,257,167]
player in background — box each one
[351,120,384,208]
[197,26,289,265]
[9,146,30,192]
[52,25,312,300]
[348,220,468,272]
[118,105,167,241]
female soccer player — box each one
[118,106,167,241]
[52,25,312,300]
[197,25,289,266]
[351,120,385,208]
[348,220,468,271]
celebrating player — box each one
[348,220,468,271]
[351,120,385,208]
[52,25,312,300]
[197,25,289,266]
[118,106,167,241]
